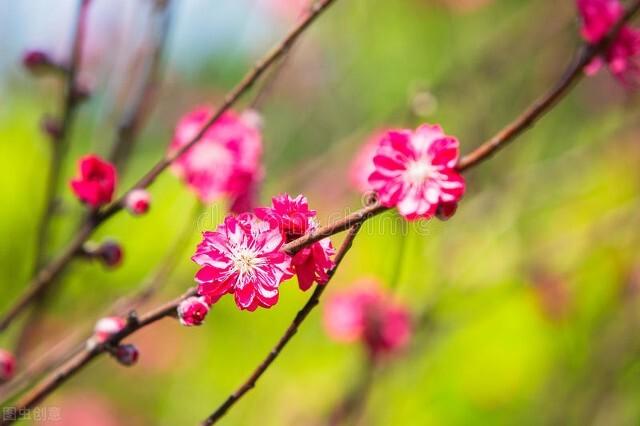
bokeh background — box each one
[2,0,640,424]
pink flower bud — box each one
[435,202,458,221]
[22,50,55,75]
[94,317,126,343]
[125,189,151,216]
[98,240,123,268]
[113,344,138,366]
[0,349,16,382]
[177,297,210,326]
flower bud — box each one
[0,349,16,382]
[41,116,63,140]
[22,50,56,75]
[113,344,138,366]
[98,240,123,268]
[435,202,458,221]
[177,296,210,326]
[125,189,151,216]
[94,316,126,343]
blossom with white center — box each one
[368,124,465,220]
[192,213,293,311]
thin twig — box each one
[456,0,640,171]
[5,0,640,419]
[17,0,92,357]
[201,223,363,426]
[14,0,174,361]
[1,288,197,425]
[108,0,173,171]
[0,0,340,333]
[31,0,90,272]
[0,202,200,402]
[201,4,640,423]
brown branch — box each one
[108,0,173,171]
[456,0,640,171]
[0,202,200,402]
[20,0,92,354]
[201,223,363,426]
[31,0,90,273]
[0,0,339,333]
[1,288,197,425]
[5,0,640,420]
[14,0,174,362]
[201,5,640,424]
[0,212,357,416]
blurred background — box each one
[1,0,640,424]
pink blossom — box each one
[0,349,15,382]
[70,155,117,208]
[125,189,151,215]
[177,296,210,326]
[349,130,389,193]
[192,214,293,311]
[93,317,126,343]
[169,106,263,207]
[368,124,465,220]
[255,194,336,291]
[578,0,640,85]
[323,280,412,357]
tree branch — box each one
[456,0,640,171]
[201,223,363,426]
[1,288,197,425]
[0,0,340,333]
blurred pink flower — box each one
[323,280,412,357]
[349,130,389,193]
[177,296,210,326]
[369,124,465,220]
[578,0,640,85]
[70,155,117,208]
[0,349,15,382]
[256,194,335,291]
[170,106,263,207]
[192,213,293,311]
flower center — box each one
[404,160,435,185]
[231,247,260,276]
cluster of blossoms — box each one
[577,0,640,85]
[170,106,263,213]
[323,279,412,358]
[188,194,335,314]
[352,124,466,221]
